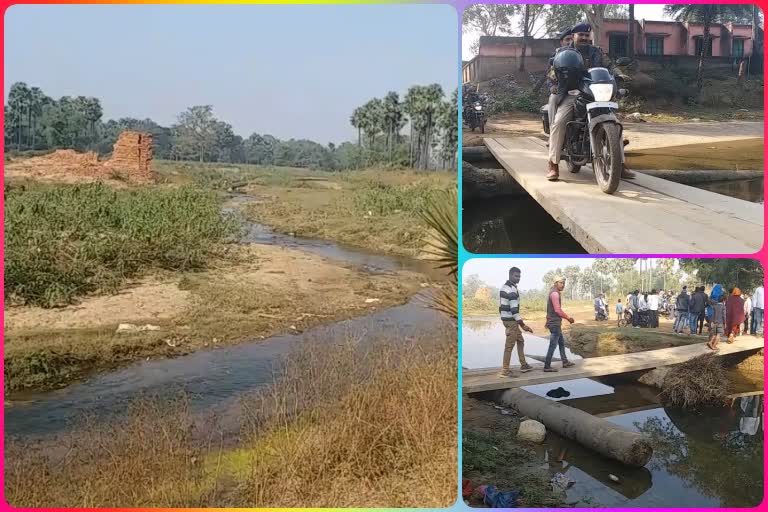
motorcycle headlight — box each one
[589,83,614,102]
[474,105,483,111]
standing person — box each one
[708,294,727,351]
[498,267,534,378]
[630,290,640,327]
[674,286,690,334]
[751,284,764,335]
[725,288,746,343]
[743,293,752,335]
[616,298,624,319]
[543,276,576,372]
[648,289,660,328]
[689,286,707,336]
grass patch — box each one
[243,168,455,257]
[567,324,697,357]
[4,182,238,307]
[5,329,457,507]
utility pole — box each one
[628,4,635,58]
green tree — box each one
[172,105,218,162]
[463,5,518,55]
[7,82,31,149]
[437,89,458,169]
[244,133,277,165]
[679,258,763,292]
[463,274,484,298]
[382,91,405,162]
[665,4,752,92]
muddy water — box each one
[692,178,764,204]
[463,317,764,507]
[5,197,450,439]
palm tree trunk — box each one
[409,124,414,167]
[698,18,712,92]
[519,4,529,72]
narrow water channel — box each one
[5,197,450,440]
[462,317,764,508]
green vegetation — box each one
[243,168,456,257]
[4,182,238,307]
[5,82,457,171]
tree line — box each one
[4,82,457,171]
[463,258,762,302]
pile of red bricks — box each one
[102,131,154,181]
[13,130,155,183]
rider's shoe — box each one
[546,161,560,181]
[622,164,636,179]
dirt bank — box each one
[625,138,763,171]
[463,396,565,508]
[4,244,422,392]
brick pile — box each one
[10,130,154,183]
[102,131,154,181]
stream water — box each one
[462,317,764,508]
[5,197,450,439]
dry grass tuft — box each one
[239,328,458,507]
[660,353,729,409]
[4,397,222,507]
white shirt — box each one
[648,295,659,311]
[639,297,648,311]
[744,297,752,314]
[753,286,764,309]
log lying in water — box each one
[500,388,653,467]
[462,161,526,200]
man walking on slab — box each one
[499,267,534,378]
[543,276,576,372]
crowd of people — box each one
[496,265,764,378]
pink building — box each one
[598,18,757,58]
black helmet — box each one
[553,48,586,91]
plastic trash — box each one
[481,485,520,508]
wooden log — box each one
[500,388,653,467]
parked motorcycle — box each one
[542,55,631,195]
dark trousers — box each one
[545,324,568,368]
[698,313,705,335]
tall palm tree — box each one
[350,107,363,147]
[7,82,31,149]
[664,4,752,92]
[383,91,403,162]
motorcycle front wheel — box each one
[592,122,622,195]
[479,119,485,134]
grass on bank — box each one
[4,182,238,308]
[5,329,458,508]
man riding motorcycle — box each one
[546,23,636,182]
[546,27,574,132]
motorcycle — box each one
[541,58,631,194]
[464,100,486,133]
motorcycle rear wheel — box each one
[593,122,622,194]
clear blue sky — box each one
[5,4,457,144]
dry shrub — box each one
[660,353,729,409]
[4,396,222,507]
[239,327,458,507]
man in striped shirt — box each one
[499,267,534,378]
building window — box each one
[733,38,745,57]
[646,37,664,56]
[609,34,628,57]
[695,37,713,57]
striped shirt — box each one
[499,280,522,322]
